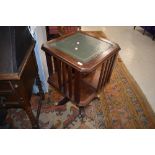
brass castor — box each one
[93,94,101,101]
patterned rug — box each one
[6,31,155,129]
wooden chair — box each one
[46,26,61,41]
[46,26,81,40]
[59,26,81,35]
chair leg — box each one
[134,26,136,30]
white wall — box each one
[31,26,49,92]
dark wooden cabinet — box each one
[0,27,44,128]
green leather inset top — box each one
[49,32,112,63]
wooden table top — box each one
[42,31,120,73]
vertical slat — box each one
[55,58,62,90]
[108,53,118,83]
[105,55,115,83]
[53,57,58,72]
[45,52,53,76]
[51,56,55,73]
[68,66,72,98]
[74,70,81,104]
[97,62,106,91]
[105,54,117,83]
[62,62,67,95]
[101,58,111,87]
